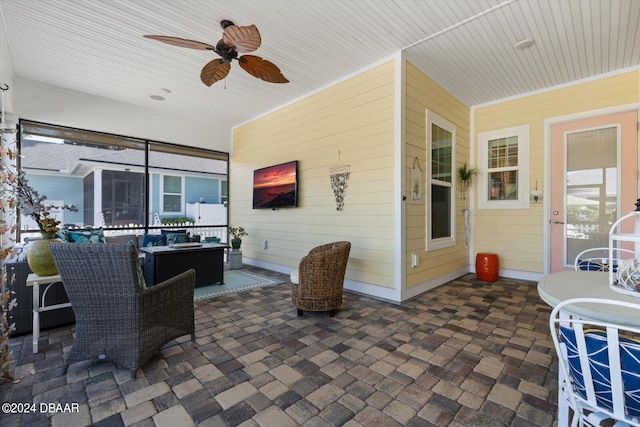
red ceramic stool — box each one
[476,253,499,282]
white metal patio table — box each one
[537,270,640,426]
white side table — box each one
[26,273,70,354]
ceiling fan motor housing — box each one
[220,20,235,29]
[215,39,238,63]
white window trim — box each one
[478,125,530,210]
[426,111,456,251]
[220,179,228,204]
[160,174,185,215]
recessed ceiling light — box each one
[515,38,534,50]
[150,95,165,101]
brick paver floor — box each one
[0,268,558,426]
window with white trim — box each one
[162,175,184,214]
[221,180,228,205]
[478,125,530,209]
[427,112,456,250]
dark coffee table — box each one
[141,243,228,287]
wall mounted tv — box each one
[253,160,298,209]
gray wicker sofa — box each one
[5,259,75,337]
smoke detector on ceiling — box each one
[515,38,534,50]
[150,88,172,101]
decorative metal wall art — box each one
[330,152,350,211]
[531,180,542,203]
[410,157,422,204]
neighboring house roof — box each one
[22,141,227,177]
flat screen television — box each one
[253,160,298,209]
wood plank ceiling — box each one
[0,0,638,144]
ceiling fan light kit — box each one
[144,20,289,87]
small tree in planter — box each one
[228,226,248,250]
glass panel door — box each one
[549,110,637,272]
[565,128,617,264]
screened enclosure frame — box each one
[16,120,229,239]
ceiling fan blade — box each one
[200,59,231,86]
[238,55,289,83]
[143,35,215,50]
[223,24,261,53]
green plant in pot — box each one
[457,162,477,195]
[1,149,76,276]
[228,226,248,250]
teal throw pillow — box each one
[143,234,166,247]
[161,229,186,235]
[55,229,70,242]
[165,232,190,245]
[68,228,106,243]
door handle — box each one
[553,220,565,224]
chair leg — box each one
[191,332,196,341]
[329,309,336,317]
[297,309,303,316]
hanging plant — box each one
[457,162,477,194]
[457,162,477,248]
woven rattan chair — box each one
[290,241,350,317]
[50,242,195,378]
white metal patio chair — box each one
[574,248,635,272]
[550,298,640,427]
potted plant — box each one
[457,162,477,194]
[228,226,248,250]
[1,156,76,276]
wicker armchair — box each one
[291,241,351,317]
[50,242,195,378]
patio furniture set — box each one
[5,236,352,379]
[4,231,225,339]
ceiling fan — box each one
[144,20,289,87]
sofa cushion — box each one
[68,228,107,243]
[165,232,190,245]
[105,234,143,250]
[290,269,299,285]
[56,229,71,242]
[161,229,186,235]
[142,234,166,247]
